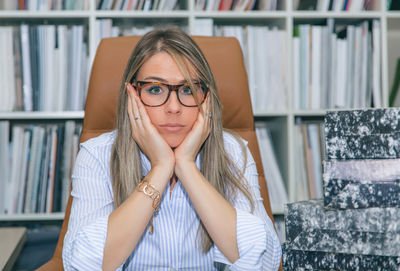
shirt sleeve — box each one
[62,144,124,271]
[213,140,282,271]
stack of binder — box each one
[283,108,400,270]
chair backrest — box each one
[37,36,274,270]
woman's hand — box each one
[126,83,175,174]
[174,97,211,169]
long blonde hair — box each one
[111,27,254,252]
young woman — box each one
[63,28,281,270]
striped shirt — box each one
[62,131,281,270]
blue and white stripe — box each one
[62,131,281,270]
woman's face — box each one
[135,52,200,148]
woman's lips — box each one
[159,123,184,132]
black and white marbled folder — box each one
[323,159,400,209]
[283,244,400,271]
[283,200,400,270]
[325,108,400,160]
[284,200,400,244]
[325,108,400,137]
[323,178,400,209]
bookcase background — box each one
[0,0,398,232]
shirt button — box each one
[169,268,175,271]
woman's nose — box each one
[165,91,182,114]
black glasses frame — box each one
[133,81,209,107]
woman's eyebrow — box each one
[143,76,167,82]
[142,76,190,84]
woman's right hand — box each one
[126,83,175,176]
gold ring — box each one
[134,116,140,120]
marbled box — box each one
[325,108,400,160]
[285,199,400,244]
[323,159,400,209]
[283,200,400,270]
[283,244,400,271]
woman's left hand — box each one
[174,97,211,167]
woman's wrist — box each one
[146,164,174,190]
[151,157,175,173]
[174,160,198,179]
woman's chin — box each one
[165,136,185,149]
[167,140,183,149]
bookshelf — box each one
[0,0,398,224]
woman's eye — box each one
[146,86,163,95]
[180,86,193,95]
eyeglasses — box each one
[133,81,209,107]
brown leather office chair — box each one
[37,35,277,270]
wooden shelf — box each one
[0,213,65,221]
[0,111,84,120]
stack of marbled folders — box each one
[283,108,400,270]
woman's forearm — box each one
[175,161,240,263]
[102,166,171,271]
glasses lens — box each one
[140,83,169,106]
[178,84,206,106]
